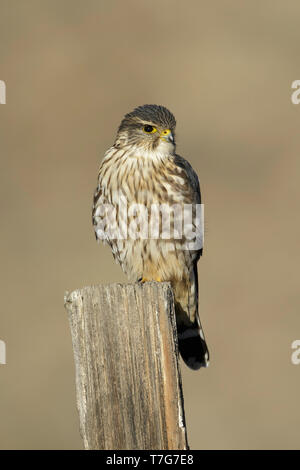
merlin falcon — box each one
[92,104,209,370]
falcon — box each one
[92,104,209,370]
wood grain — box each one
[64,282,188,450]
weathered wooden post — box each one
[64,281,188,450]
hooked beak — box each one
[160,128,174,143]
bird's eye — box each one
[143,125,157,134]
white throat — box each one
[127,140,174,163]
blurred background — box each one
[0,0,299,450]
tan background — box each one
[0,0,299,450]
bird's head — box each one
[115,104,176,154]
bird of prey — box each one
[92,104,209,370]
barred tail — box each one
[173,267,209,370]
[177,319,209,370]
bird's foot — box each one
[138,277,162,283]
